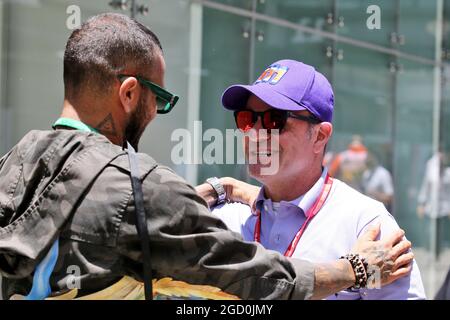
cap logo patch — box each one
[254,64,288,85]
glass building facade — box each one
[0,0,449,298]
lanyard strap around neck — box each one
[53,118,99,133]
[254,174,333,257]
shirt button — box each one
[274,234,281,244]
[264,204,269,211]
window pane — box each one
[256,0,334,32]
[394,59,434,249]
[198,8,251,183]
[253,21,332,79]
[336,0,397,47]
[0,0,192,173]
[2,1,111,149]
[328,45,394,199]
[398,0,437,60]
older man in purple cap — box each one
[210,59,426,300]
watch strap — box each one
[206,177,226,205]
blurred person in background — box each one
[417,151,450,259]
[361,152,394,212]
[328,135,368,192]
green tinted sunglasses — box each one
[118,74,179,114]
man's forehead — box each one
[245,94,270,108]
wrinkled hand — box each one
[220,177,260,211]
[350,223,413,288]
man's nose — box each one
[248,116,270,142]
[253,116,263,130]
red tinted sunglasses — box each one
[234,109,321,133]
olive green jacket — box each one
[0,130,314,299]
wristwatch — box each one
[206,177,227,205]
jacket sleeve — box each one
[357,203,426,300]
[116,165,315,300]
[0,150,12,171]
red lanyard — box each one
[253,174,333,257]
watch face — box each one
[207,178,226,203]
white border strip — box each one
[186,2,203,185]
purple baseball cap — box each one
[221,59,334,122]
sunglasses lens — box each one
[235,111,255,132]
[263,110,286,131]
[156,98,172,114]
[156,98,166,110]
[156,95,178,114]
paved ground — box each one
[414,247,450,299]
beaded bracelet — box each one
[340,253,368,290]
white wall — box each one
[135,0,194,178]
[2,0,194,177]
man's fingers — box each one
[360,222,381,241]
[381,264,413,286]
[390,263,413,281]
[382,229,405,247]
[393,252,414,270]
[390,239,412,261]
[381,253,414,285]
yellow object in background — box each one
[43,276,240,300]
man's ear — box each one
[118,77,141,114]
[313,122,333,154]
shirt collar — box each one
[255,167,328,217]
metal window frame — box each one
[194,0,445,67]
